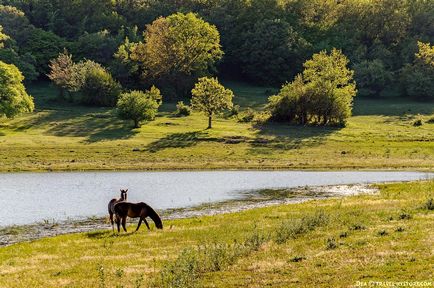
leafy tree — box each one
[79,60,122,106]
[401,41,434,100]
[131,12,223,97]
[72,30,120,66]
[354,59,393,97]
[191,77,234,129]
[0,60,34,118]
[117,87,162,128]
[111,37,141,88]
[0,47,38,81]
[268,49,356,126]
[47,49,82,100]
[20,28,68,75]
[0,26,8,48]
[0,5,31,46]
[237,19,309,85]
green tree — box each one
[47,49,81,100]
[131,12,223,97]
[354,59,393,97]
[268,49,356,126]
[0,26,8,48]
[117,86,162,128]
[401,41,434,100]
[191,77,234,129]
[0,60,34,118]
[20,28,68,75]
[79,60,122,106]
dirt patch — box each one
[0,184,377,247]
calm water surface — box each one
[0,171,431,226]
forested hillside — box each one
[0,0,433,99]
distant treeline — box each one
[0,0,433,99]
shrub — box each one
[79,61,121,106]
[157,249,200,288]
[326,238,338,250]
[413,119,423,126]
[275,210,329,244]
[238,108,256,123]
[423,198,434,210]
[175,101,191,117]
[426,117,434,124]
[117,86,162,128]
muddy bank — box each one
[0,184,377,247]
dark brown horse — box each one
[108,189,128,232]
[114,202,163,233]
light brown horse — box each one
[108,189,128,232]
[114,202,163,233]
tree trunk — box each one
[134,119,140,128]
[207,116,212,129]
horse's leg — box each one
[143,219,151,230]
[136,217,143,232]
[121,216,127,232]
[109,212,114,232]
[115,215,121,233]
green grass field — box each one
[0,81,433,171]
[0,180,432,287]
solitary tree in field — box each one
[0,60,34,118]
[191,77,234,129]
[117,86,162,128]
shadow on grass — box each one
[247,123,339,155]
[86,230,139,239]
[10,106,137,142]
[146,130,218,153]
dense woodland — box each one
[0,0,433,126]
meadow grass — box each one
[0,180,432,287]
[0,81,433,171]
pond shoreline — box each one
[0,184,377,247]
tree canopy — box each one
[0,60,34,118]
[191,77,233,129]
[268,49,356,126]
[117,87,162,128]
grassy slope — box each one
[0,82,433,171]
[0,180,432,287]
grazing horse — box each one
[114,202,163,233]
[108,189,128,232]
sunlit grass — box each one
[0,82,433,171]
[0,180,432,287]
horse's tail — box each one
[144,204,163,229]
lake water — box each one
[0,171,431,227]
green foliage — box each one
[401,42,434,100]
[117,87,162,128]
[238,108,256,123]
[0,26,8,48]
[0,60,34,118]
[275,210,329,244]
[268,49,357,125]
[131,12,223,97]
[79,61,122,106]
[72,30,120,66]
[191,77,234,129]
[354,59,393,97]
[47,49,81,99]
[237,18,309,85]
[175,101,191,117]
[20,28,68,75]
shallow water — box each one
[0,170,430,226]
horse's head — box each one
[120,189,128,201]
